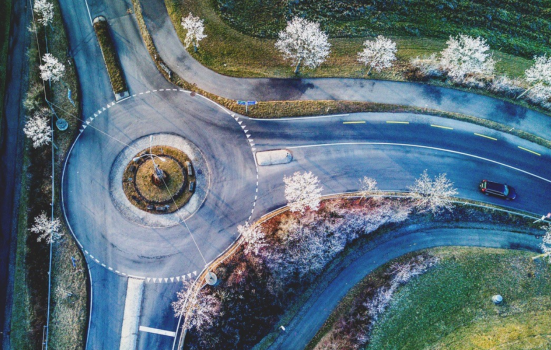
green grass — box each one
[364,248,551,350]
[165,0,533,79]
[10,153,33,350]
[0,0,12,140]
[93,19,127,94]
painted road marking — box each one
[64,88,259,282]
[285,142,551,183]
[386,121,409,124]
[139,326,176,338]
[431,124,453,130]
[518,146,541,156]
[474,133,497,141]
[343,121,366,124]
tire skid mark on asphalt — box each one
[64,88,259,282]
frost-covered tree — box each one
[39,53,65,82]
[408,170,458,214]
[284,171,323,213]
[357,36,397,75]
[358,176,380,202]
[173,281,220,332]
[34,0,54,27]
[238,223,267,256]
[539,225,551,262]
[518,55,551,100]
[30,212,62,243]
[181,13,207,52]
[440,35,495,82]
[24,110,51,148]
[275,17,331,74]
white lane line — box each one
[139,326,176,337]
[254,113,350,121]
[286,142,551,183]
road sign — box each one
[237,100,257,112]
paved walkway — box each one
[267,227,541,350]
[140,0,551,141]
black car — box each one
[479,180,517,200]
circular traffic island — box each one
[122,145,195,214]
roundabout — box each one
[62,90,258,279]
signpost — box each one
[533,212,551,224]
[237,100,257,113]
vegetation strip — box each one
[131,0,551,153]
[10,0,87,348]
[93,17,127,94]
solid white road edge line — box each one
[139,326,176,337]
[285,142,551,184]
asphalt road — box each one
[17,0,550,348]
[140,0,551,142]
[0,0,31,348]
[267,227,542,350]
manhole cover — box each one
[56,118,68,131]
[205,272,217,286]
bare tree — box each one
[283,171,323,213]
[357,36,397,75]
[358,176,380,202]
[518,55,551,100]
[238,223,267,256]
[181,13,207,53]
[30,212,63,243]
[172,281,220,332]
[440,34,495,82]
[24,109,51,148]
[39,53,65,82]
[408,170,458,214]
[33,0,54,27]
[275,17,331,74]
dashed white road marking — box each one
[68,88,260,280]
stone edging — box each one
[108,133,210,228]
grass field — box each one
[166,0,533,79]
[0,0,12,140]
[364,248,551,350]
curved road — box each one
[42,0,551,348]
[267,227,542,350]
[140,0,551,141]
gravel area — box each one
[109,133,210,228]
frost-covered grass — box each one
[366,248,551,350]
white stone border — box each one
[109,133,210,228]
